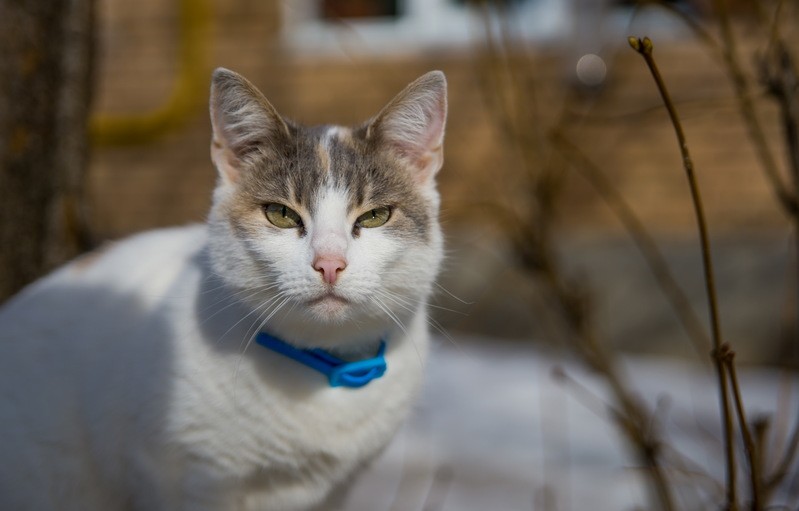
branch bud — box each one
[627,36,654,55]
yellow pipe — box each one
[91,0,211,146]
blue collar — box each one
[255,332,387,388]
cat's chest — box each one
[169,324,427,480]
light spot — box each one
[576,54,607,87]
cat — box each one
[0,68,447,511]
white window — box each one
[280,0,570,57]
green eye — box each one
[264,203,303,229]
[356,206,392,229]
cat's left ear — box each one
[367,71,448,185]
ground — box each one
[336,337,798,510]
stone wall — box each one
[90,0,794,238]
[88,0,799,362]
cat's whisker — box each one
[230,301,275,406]
[280,299,300,325]
[215,292,286,349]
[198,285,282,326]
[236,295,292,372]
[426,302,470,315]
[373,296,425,369]
[377,290,466,351]
[199,273,279,299]
[375,289,464,353]
[424,315,464,352]
[374,290,416,314]
[371,296,407,336]
[410,299,469,316]
[239,292,290,353]
[434,282,474,305]
[232,294,292,403]
[379,288,468,317]
[159,278,280,354]
[198,280,232,296]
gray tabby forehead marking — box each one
[238,124,431,239]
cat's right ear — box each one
[209,68,291,186]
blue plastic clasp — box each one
[256,332,387,388]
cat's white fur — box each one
[0,70,446,510]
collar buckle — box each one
[256,332,387,388]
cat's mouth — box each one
[305,292,352,320]
[307,292,350,307]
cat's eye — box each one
[264,203,303,229]
[356,206,392,229]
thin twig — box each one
[662,442,724,497]
[628,35,739,511]
[756,6,799,388]
[632,0,797,216]
[540,260,676,511]
[765,405,799,496]
[474,5,676,509]
[722,345,763,510]
[551,132,711,358]
[753,7,799,499]
[711,0,797,218]
[753,0,787,57]
[752,417,770,500]
[551,365,625,422]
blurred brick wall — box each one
[90,0,792,240]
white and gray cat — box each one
[0,68,446,511]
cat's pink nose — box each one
[313,257,347,285]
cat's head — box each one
[207,68,446,348]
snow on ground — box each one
[338,337,799,511]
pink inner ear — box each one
[210,69,291,178]
[211,138,241,185]
[384,98,445,167]
[391,111,445,182]
[425,112,445,150]
[367,72,448,182]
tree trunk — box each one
[0,0,95,302]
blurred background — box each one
[79,0,799,365]
[1,0,798,508]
